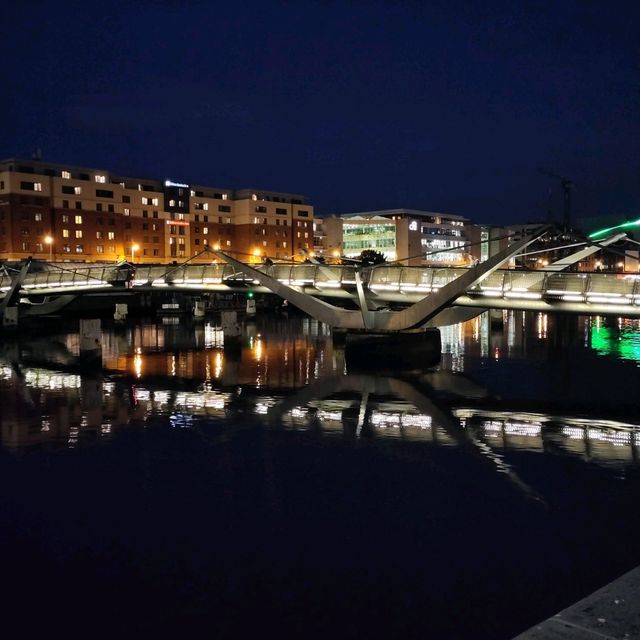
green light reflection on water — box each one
[590,321,640,362]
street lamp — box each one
[44,235,53,261]
[131,242,140,263]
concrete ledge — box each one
[514,566,640,639]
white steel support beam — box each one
[211,225,549,331]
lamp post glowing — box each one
[131,243,140,263]
[44,235,53,261]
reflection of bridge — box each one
[4,260,640,322]
[1,361,637,469]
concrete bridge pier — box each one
[489,308,504,331]
[193,299,206,319]
[79,318,102,365]
[114,303,128,321]
[2,306,19,329]
[220,310,242,354]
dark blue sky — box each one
[3,0,639,224]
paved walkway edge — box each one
[513,565,640,639]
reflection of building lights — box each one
[562,427,583,440]
[370,411,432,430]
[174,391,229,411]
[152,391,169,404]
[169,413,193,429]
[204,324,224,348]
[482,420,542,437]
[214,351,223,378]
[135,388,151,401]
[254,336,263,361]
[134,347,143,378]
[23,370,81,389]
[255,399,276,414]
[317,410,343,422]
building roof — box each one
[339,208,467,222]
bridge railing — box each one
[6,262,640,309]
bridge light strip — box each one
[587,296,631,304]
[504,292,543,299]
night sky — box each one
[3,0,639,225]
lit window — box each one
[34,183,42,191]
[75,230,82,238]
[62,229,70,238]
[95,175,106,183]
[61,170,71,179]
[96,231,103,239]
[169,199,175,207]
[108,231,115,240]
[75,215,82,224]
[124,208,130,216]
[203,203,209,210]
[252,194,258,201]
[222,194,228,200]
[74,186,81,195]
[203,227,208,234]
[226,240,231,246]
[96,245,104,254]
[75,244,83,253]
[34,213,42,221]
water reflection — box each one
[2,311,640,470]
[590,317,640,362]
[4,311,640,640]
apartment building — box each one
[0,158,314,263]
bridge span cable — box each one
[568,230,640,267]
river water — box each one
[2,310,640,638]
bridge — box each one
[2,226,639,325]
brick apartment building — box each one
[0,158,315,264]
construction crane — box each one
[538,167,574,233]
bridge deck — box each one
[2,263,640,316]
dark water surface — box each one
[2,311,640,638]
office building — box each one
[323,208,469,266]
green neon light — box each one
[588,217,640,240]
